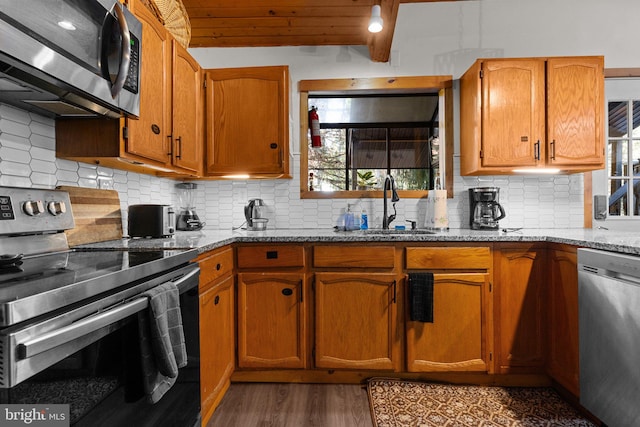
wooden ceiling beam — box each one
[368,0,400,63]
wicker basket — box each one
[150,0,191,48]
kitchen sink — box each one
[361,229,437,235]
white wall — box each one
[1,0,637,230]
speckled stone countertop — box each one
[74,228,640,257]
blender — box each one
[175,182,204,231]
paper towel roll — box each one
[426,189,448,229]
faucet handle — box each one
[406,220,417,230]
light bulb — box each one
[368,5,383,33]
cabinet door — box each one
[494,247,546,373]
[200,275,234,424]
[205,66,289,176]
[548,248,579,396]
[546,57,604,167]
[172,41,203,174]
[481,59,546,168]
[315,273,400,371]
[237,273,306,368]
[406,272,489,372]
[126,1,171,165]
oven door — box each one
[0,264,200,427]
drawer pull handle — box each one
[281,288,293,296]
[214,295,220,305]
[266,251,278,259]
[216,263,221,271]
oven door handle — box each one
[16,266,199,360]
[17,297,148,360]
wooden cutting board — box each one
[57,186,123,246]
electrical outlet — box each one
[594,195,607,220]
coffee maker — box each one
[469,187,506,230]
[175,182,204,231]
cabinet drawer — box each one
[313,245,395,268]
[406,247,491,270]
[198,247,234,289]
[237,245,304,269]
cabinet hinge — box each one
[122,126,128,140]
[479,150,484,159]
[489,352,493,361]
[489,282,492,292]
[479,70,484,79]
[312,347,316,359]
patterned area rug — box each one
[367,378,596,427]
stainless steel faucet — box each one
[382,175,400,229]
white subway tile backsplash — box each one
[0,146,31,163]
[1,160,31,177]
[0,103,589,231]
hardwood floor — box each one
[207,383,374,427]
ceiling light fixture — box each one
[368,5,383,33]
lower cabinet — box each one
[493,244,546,374]
[198,247,235,425]
[548,247,579,395]
[200,275,234,423]
[314,272,400,371]
[405,246,492,373]
[237,273,307,368]
[406,272,489,372]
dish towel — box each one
[137,282,187,403]
[408,272,434,322]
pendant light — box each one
[368,5,383,33]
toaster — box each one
[128,204,175,238]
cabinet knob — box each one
[216,263,221,271]
[270,143,278,149]
[281,288,293,296]
[214,295,220,305]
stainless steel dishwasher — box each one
[578,248,640,427]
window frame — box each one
[298,76,454,199]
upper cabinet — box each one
[460,56,604,175]
[56,1,203,177]
[204,66,290,178]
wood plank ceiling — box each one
[182,0,458,63]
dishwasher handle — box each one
[17,266,200,360]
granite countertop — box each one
[74,227,640,257]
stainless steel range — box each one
[0,186,200,426]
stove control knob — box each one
[47,201,67,216]
[23,200,45,216]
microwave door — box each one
[101,1,130,99]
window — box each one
[299,76,453,199]
[607,99,640,216]
[593,75,640,228]
[308,94,439,192]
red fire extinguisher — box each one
[309,106,322,147]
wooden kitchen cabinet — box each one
[314,272,400,371]
[56,0,203,176]
[405,247,491,372]
[493,244,546,374]
[204,66,290,178]
[198,247,235,425]
[237,272,307,369]
[547,246,580,396]
[236,244,307,369]
[460,56,604,175]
